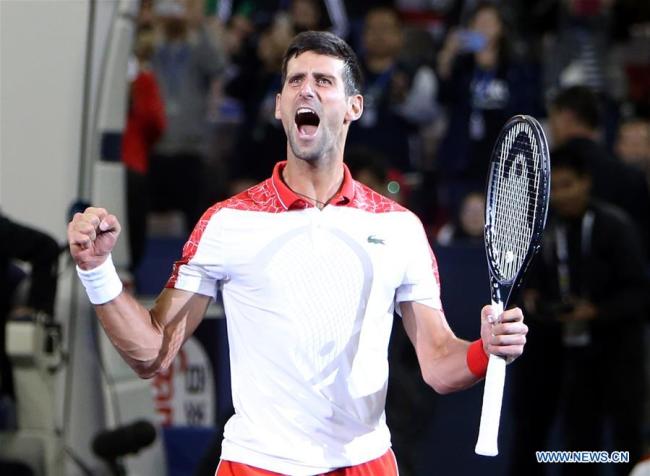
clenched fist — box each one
[68,207,121,270]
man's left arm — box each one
[399,302,528,394]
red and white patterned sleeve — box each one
[165,204,227,299]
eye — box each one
[317,77,332,86]
[289,76,301,85]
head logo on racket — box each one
[485,118,548,288]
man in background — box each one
[615,116,650,185]
[150,0,225,232]
[510,144,647,476]
[548,85,650,253]
[0,214,59,405]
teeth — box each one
[297,108,316,115]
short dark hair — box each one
[551,140,592,177]
[280,31,363,96]
[551,85,602,130]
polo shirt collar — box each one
[271,160,355,210]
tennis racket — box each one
[475,115,551,456]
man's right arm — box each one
[68,206,210,378]
[95,287,210,378]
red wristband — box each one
[467,339,489,378]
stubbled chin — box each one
[289,133,322,160]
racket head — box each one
[484,115,550,296]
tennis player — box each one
[68,31,528,476]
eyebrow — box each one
[314,72,336,83]
[287,72,337,83]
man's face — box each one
[615,121,650,166]
[291,0,320,31]
[470,7,502,46]
[275,51,362,162]
[363,10,403,59]
[550,167,590,219]
[459,193,485,238]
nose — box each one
[298,79,315,99]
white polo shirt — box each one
[166,161,442,475]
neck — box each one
[282,158,345,209]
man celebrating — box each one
[68,31,527,476]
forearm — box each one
[95,292,164,378]
[402,302,523,395]
[95,290,198,378]
[401,302,486,394]
[421,337,482,394]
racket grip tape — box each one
[475,354,506,456]
[475,299,506,456]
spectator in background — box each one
[150,0,225,233]
[226,14,294,181]
[222,10,257,66]
[509,146,647,476]
[0,214,60,402]
[290,0,349,38]
[122,27,166,281]
[348,6,438,173]
[548,85,650,253]
[538,0,649,146]
[615,116,650,183]
[435,1,543,215]
[290,0,326,33]
[136,0,156,29]
[541,0,616,98]
[435,190,485,246]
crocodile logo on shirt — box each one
[367,235,385,245]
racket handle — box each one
[475,300,506,457]
[475,354,506,456]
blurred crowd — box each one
[123,0,650,251]
[120,0,650,475]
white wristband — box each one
[76,255,123,305]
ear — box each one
[344,94,363,123]
[274,93,282,120]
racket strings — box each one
[489,122,542,281]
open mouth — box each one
[295,107,320,137]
